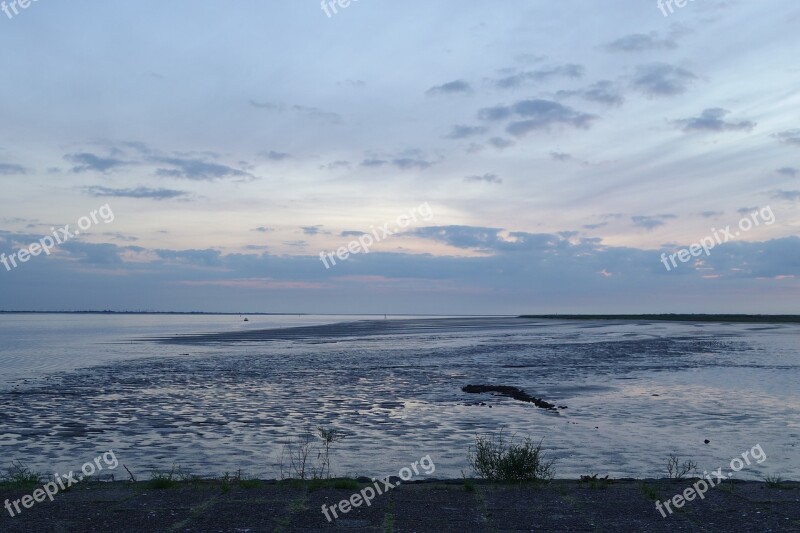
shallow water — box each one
[0,315,798,481]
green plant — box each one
[383,499,395,533]
[220,471,233,493]
[580,473,609,482]
[279,426,345,480]
[459,470,476,492]
[280,431,315,480]
[640,482,659,501]
[666,455,697,480]
[580,473,610,489]
[468,431,555,482]
[1,461,40,488]
[764,474,784,489]
[147,467,182,489]
[239,478,261,489]
[316,426,345,479]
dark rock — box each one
[462,384,559,411]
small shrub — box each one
[764,475,784,489]
[1,461,40,488]
[316,426,345,479]
[460,470,475,492]
[666,455,697,480]
[239,478,261,489]
[280,431,316,480]
[148,468,180,489]
[468,431,555,482]
[279,426,345,480]
[640,482,659,501]
[580,473,610,489]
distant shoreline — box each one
[1,311,798,323]
[0,311,480,316]
[520,314,800,324]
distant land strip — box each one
[520,314,800,324]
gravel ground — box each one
[1,478,798,532]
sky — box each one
[0,0,799,314]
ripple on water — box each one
[0,319,798,480]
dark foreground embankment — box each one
[1,478,797,532]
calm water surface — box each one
[0,314,797,481]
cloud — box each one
[777,167,797,176]
[361,150,438,170]
[580,81,625,106]
[446,125,488,139]
[410,225,506,251]
[2,226,800,314]
[340,231,366,237]
[82,186,190,200]
[464,173,502,184]
[426,80,472,95]
[0,162,27,175]
[492,64,584,89]
[557,80,625,106]
[154,156,253,181]
[605,32,677,52]
[155,249,223,267]
[700,210,724,218]
[487,137,514,149]
[673,108,756,132]
[631,63,697,97]
[478,106,513,122]
[582,222,608,230]
[252,226,274,233]
[408,226,605,257]
[65,153,127,173]
[392,156,434,170]
[301,225,327,236]
[249,100,342,123]
[771,190,800,201]
[62,145,254,182]
[248,100,282,110]
[323,160,351,171]
[550,152,573,162]
[515,53,546,65]
[261,150,291,161]
[478,99,597,137]
[291,105,342,124]
[103,232,139,242]
[179,278,330,290]
[774,129,800,146]
[337,79,366,88]
[60,241,125,264]
[631,214,677,230]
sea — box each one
[0,314,797,481]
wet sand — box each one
[2,317,798,481]
[148,317,531,344]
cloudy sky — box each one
[1,0,798,313]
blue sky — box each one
[1,0,798,313]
